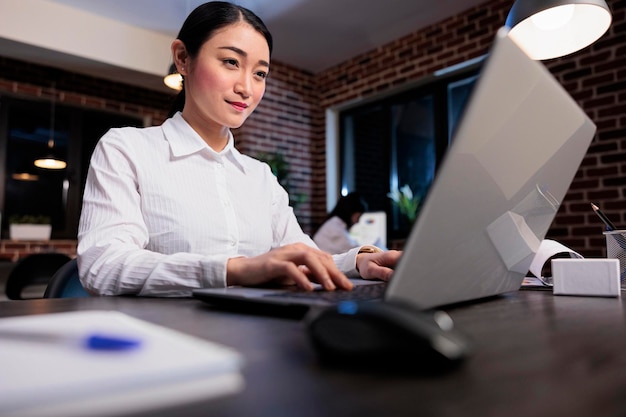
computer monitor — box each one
[350,211,387,249]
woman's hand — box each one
[356,250,402,281]
[226,243,353,291]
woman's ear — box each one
[171,40,189,76]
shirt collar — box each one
[162,112,247,173]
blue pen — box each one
[0,330,142,351]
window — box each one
[0,96,142,239]
[339,60,481,240]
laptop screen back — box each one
[385,27,596,309]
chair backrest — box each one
[5,253,72,300]
[44,258,90,298]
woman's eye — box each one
[255,71,268,80]
[223,59,238,67]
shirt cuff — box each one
[333,246,383,278]
[200,255,230,288]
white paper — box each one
[0,311,244,417]
[529,239,583,279]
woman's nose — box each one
[234,74,251,98]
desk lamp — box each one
[505,0,612,60]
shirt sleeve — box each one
[267,177,360,276]
[77,129,228,297]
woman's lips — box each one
[228,101,249,112]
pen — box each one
[591,202,618,231]
[0,330,142,351]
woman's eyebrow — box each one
[219,46,270,68]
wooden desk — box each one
[1,290,625,417]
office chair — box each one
[4,253,72,300]
[44,258,90,298]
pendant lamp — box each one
[505,0,612,60]
[34,84,66,170]
[164,63,183,91]
[12,159,39,181]
[11,171,39,181]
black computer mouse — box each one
[306,301,471,372]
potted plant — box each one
[256,151,307,208]
[387,184,420,224]
[9,215,52,241]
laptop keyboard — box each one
[264,282,386,303]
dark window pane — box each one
[5,100,68,231]
[447,76,478,142]
[390,96,435,234]
[338,60,481,240]
[341,106,390,213]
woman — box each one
[77,1,400,297]
[313,192,367,254]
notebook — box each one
[0,311,243,417]
[193,27,596,312]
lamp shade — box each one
[164,63,183,91]
[505,0,612,60]
[12,168,39,181]
[12,172,39,181]
[34,155,67,170]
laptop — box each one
[193,27,596,312]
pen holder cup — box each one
[603,230,626,289]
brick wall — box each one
[0,56,172,124]
[1,0,625,258]
[0,240,77,262]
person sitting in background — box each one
[314,193,369,254]
[76,2,401,297]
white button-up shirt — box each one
[78,113,360,296]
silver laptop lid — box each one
[386,27,596,309]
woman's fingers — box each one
[227,243,352,290]
[277,244,351,291]
[357,250,402,280]
[278,260,314,291]
[296,249,336,290]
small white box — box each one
[552,259,620,297]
